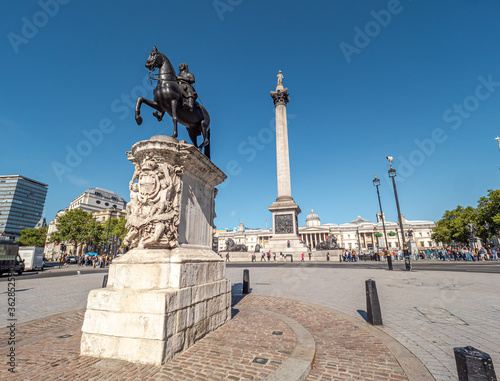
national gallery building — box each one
[216,210,437,253]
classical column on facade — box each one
[265,71,307,254]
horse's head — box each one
[145,46,163,71]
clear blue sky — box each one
[2,0,500,229]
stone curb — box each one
[236,304,316,381]
[267,296,435,381]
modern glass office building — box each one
[0,175,48,242]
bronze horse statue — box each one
[135,47,210,158]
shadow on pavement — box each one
[357,309,368,322]
[231,283,251,318]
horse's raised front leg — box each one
[135,97,162,125]
[171,99,178,138]
[153,111,165,122]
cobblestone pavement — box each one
[0,294,410,380]
[226,266,500,381]
[0,266,498,380]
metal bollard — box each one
[387,252,393,271]
[102,274,108,288]
[242,269,250,294]
[454,346,496,381]
[365,279,383,325]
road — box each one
[228,260,500,273]
[1,260,498,283]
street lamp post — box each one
[356,226,362,255]
[406,229,414,259]
[484,222,490,252]
[105,207,117,257]
[373,175,392,270]
[467,221,476,250]
[386,157,411,271]
[89,216,96,253]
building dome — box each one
[306,209,321,227]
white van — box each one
[18,247,44,271]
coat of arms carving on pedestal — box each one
[123,155,183,249]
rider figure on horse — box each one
[176,63,197,112]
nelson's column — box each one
[265,71,307,254]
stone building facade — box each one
[44,188,127,260]
[217,210,437,253]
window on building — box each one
[105,202,109,206]
[420,241,424,247]
[96,200,101,204]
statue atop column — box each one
[270,70,290,106]
[276,70,284,90]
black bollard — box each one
[102,274,108,288]
[243,269,250,294]
[365,279,383,325]
[454,346,496,381]
[387,251,393,271]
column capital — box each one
[270,89,290,107]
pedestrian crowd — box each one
[358,247,499,262]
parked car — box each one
[65,256,77,264]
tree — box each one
[476,189,500,242]
[49,209,94,247]
[111,217,128,247]
[17,226,48,247]
[431,206,477,245]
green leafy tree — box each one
[49,209,94,247]
[432,206,477,245]
[111,217,128,247]
[17,226,48,247]
[476,189,500,242]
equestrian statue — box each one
[135,46,211,158]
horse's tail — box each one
[204,128,211,160]
[200,104,210,160]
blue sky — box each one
[2,0,500,230]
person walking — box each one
[326,252,330,261]
[301,252,304,262]
[308,252,312,261]
[226,252,230,262]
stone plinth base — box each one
[80,248,231,365]
[222,249,343,262]
[263,235,307,253]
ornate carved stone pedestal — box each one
[80,135,230,365]
[266,196,306,252]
